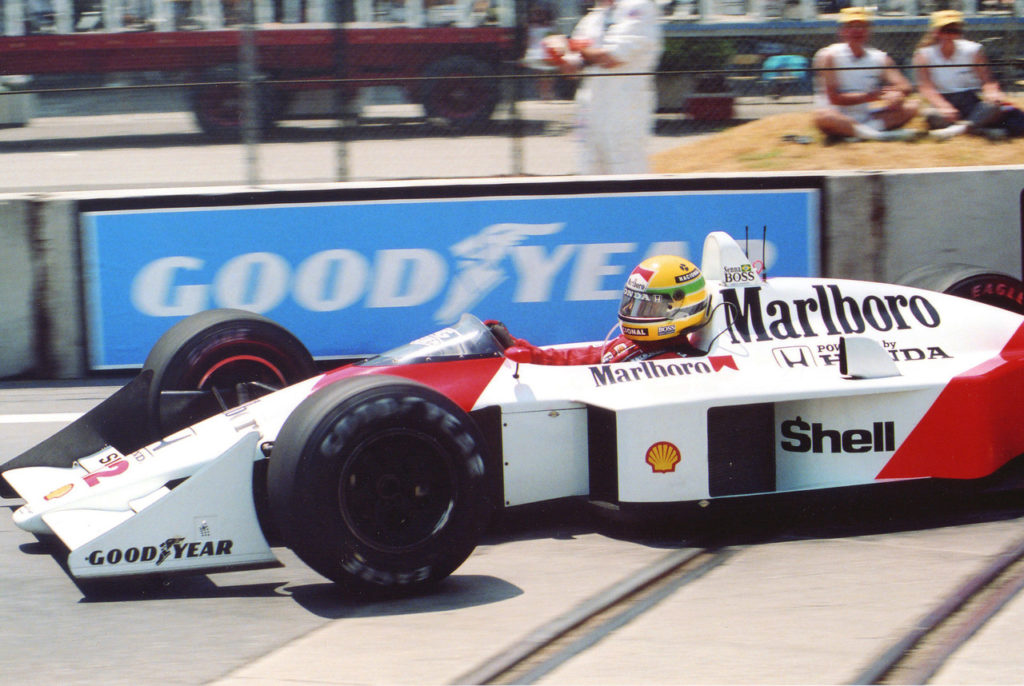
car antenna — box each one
[762,226,768,279]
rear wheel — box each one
[144,309,316,438]
[897,264,1024,314]
[190,66,279,139]
[419,56,499,130]
[268,376,491,597]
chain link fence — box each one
[0,0,1021,188]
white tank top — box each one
[918,40,983,94]
[814,43,888,110]
[827,43,887,92]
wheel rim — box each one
[183,345,294,409]
[197,354,287,391]
[338,429,457,552]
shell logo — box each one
[645,441,681,473]
[44,483,74,500]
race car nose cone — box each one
[12,504,45,534]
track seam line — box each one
[849,533,1024,685]
[451,546,733,685]
[904,558,1024,684]
[510,547,735,685]
[0,413,83,423]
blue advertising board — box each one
[82,188,819,369]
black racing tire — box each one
[897,263,1024,315]
[143,309,316,438]
[419,55,499,131]
[267,376,492,597]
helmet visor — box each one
[618,287,707,322]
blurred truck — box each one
[0,0,518,136]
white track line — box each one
[0,413,83,424]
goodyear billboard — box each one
[82,180,820,368]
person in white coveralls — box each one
[542,0,662,174]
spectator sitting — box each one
[812,7,921,142]
[913,10,1024,141]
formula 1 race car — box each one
[4,231,1024,596]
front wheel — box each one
[267,376,492,597]
[897,264,1024,315]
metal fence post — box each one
[333,0,351,181]
[510,0,529,175]
[240,0,261,187]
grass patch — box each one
[651,104,1024,173]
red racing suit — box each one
[502,331,704,365]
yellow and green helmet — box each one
[617,255,711,342]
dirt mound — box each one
[650,107,1024,174]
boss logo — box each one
[723,265,756,284]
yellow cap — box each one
[839,6,873,23]
[930,9,963,29]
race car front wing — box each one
[6,432,280,579]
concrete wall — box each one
[879,167,1024,281]
[1,166,1021,379]
[35,198,84,380]
[823,167,1024,283]
[0,198,33,378]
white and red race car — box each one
[3,231,1024,596]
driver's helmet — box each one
[617,255,711,342]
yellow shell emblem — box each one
[645,441,681,473]
[44,483,74,500]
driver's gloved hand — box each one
[484,320,516,349]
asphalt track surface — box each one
[0,94,810,190]
[4,379,1024,684]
